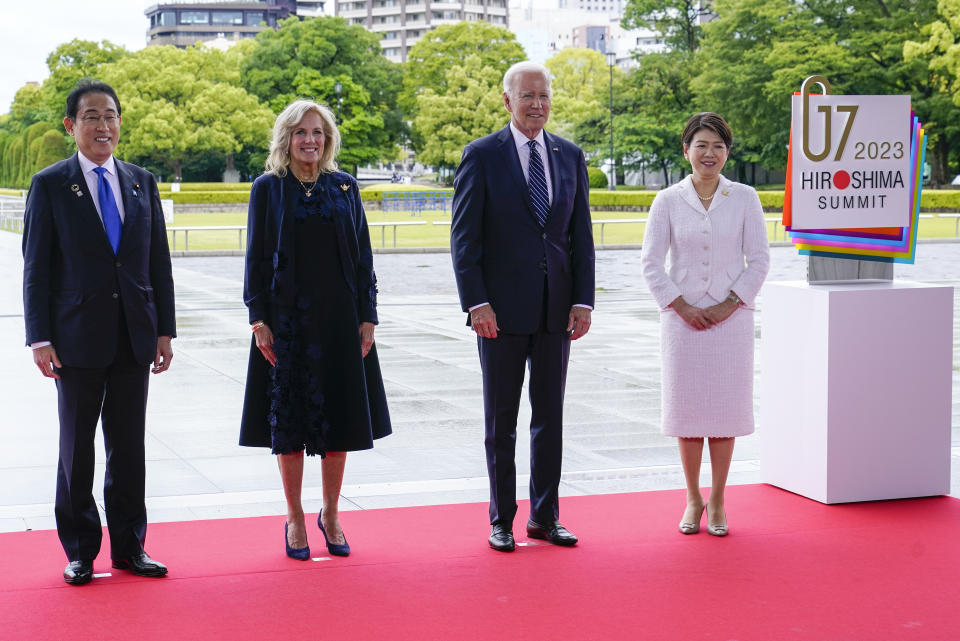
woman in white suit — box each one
[641,113,770,536]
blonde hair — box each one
[264,100,341,176]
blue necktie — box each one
[527,140,550,227]
[93,167,122,253]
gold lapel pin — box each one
[721,189,729,196]
[340,184,350,192]
[70,184,79,191]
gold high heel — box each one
[706,504,728,537]
[678,503,705,535]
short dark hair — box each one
[65,80,122,120]
[681,112,732,149]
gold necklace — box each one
[293,171,319,197]
[694,183,719,201]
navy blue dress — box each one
[241,172,391,456]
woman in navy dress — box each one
[241,100,391,559]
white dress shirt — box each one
[77,151,127,224]
[509,122,553,207]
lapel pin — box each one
[552,147,559,152]
[70,184,79,191]
[721,189,729,196]
[132,183,141,196]
[77,191,83,197]
[340,184,350,192]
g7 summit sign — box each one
[790,77,912,230]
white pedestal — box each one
[760,280,953,503]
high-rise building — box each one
[335,0,509,63]
[145,1,323,48]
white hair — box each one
[502,61,552,97]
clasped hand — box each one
[670,297,738,331]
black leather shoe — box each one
[63,560,94,585]
[526,520,578,546]
[112,553,168,577]
[488,523,515,552]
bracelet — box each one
[726,292,742,306]
[251,321,265,332]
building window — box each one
[382,31,399,39]
[180,11,210,25]
[246,11,265,25]
[158,11,176,26]
[212,11,244,26]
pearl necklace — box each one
[694,183,719,201]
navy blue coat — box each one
[450,126,595,334]
[239,170,385,448]
[243,170,378,326]
[22,153,176,367]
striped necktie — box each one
[93,167,122,254]
[527,140,550,227]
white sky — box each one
[0,1,149,116]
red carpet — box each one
[2,485,958,640]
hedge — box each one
[140,184,960,210]
[587,167,607,188]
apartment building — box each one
[335,0,509,63]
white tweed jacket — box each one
[641,175,770,309]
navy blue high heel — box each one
[318,509,350,556]
[285,521,310,560]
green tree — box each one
[40,39,128,122]
[402,22,525,130]
[412,56,506,181]
[622,0,711,52]
[691,0,855,174]
[905,0,960,182]
[99,45,273,181]
[545,48,614,139]
[241,15,402,170]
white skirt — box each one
[659,294,755,438]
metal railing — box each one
[0,197,26,233]
[167,221,429,251]
[381,192,453,216]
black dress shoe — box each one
[112,553,168,577]
[63,560,94,585]
[526,520,578,546]
[488,523,515,552]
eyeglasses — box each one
[77,114,119,126]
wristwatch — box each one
[726,291,742,305]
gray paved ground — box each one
[1,230,958,533]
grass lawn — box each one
[166,209,960,251]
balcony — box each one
[339,8,368,17]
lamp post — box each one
[606,51,616,191]
[334,81,343,125]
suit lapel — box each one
[60,154,115,256]
[115,160,142,256]
[496,126,536,219]
[543,131,561,208]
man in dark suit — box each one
[451,61,595,552]
[22,80,176,585]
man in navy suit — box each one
[451,61,595,552]
[22,80,176,584]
